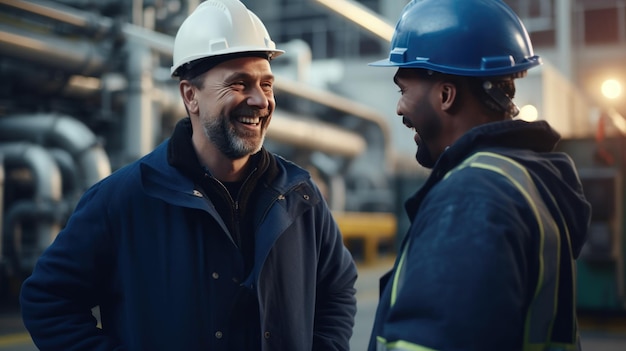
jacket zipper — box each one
[210,168,258,248]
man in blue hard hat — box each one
[368,0,591,350]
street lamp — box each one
[598,78,626,135]
[601,79,622,100]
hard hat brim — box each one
[171,48,285,77]
[368,58,399,67]
[368,56,542,77]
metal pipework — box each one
[0,0,112,37]
[0,114,111,190]
[269,110,366,158]
[0,142,62,203]
[0,23,109,76]
[0,142,64,273]
[0,0,175,56]
[3,199,63,274]
[273,76,394,170]
[0,0,390,164]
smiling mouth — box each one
[236,116,266,126]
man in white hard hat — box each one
[20,1,357,350]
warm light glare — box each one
[518,104,538,122]
[313,0,394,42]
[601,79,622,99]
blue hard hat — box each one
[370,0,541,77]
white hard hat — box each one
[171,0,285,77]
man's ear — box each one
[440,82,457,112]
[179,80,198,114]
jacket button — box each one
[215,331,223,339]
[212,272,219,279]
[264,331,270,339]
[303,194,309,200]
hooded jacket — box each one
[369,119,591,351]
[20,119,358,351]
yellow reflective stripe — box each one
[377,337,440,351]
[448,152,563,348]
[390,242,409,307]
[544,189,579,341]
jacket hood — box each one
[437,120,591,257]
[513,148,590,257]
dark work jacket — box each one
[369,120,591,351]
[20,119,358,351]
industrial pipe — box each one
[2,200,62,274]
[0,0,113,37]
[0,24,109,76]
[123,43,157,162]
[0,0,390,166]
[0,0,175,56]
[273,76,394,170]
[0,114,111,190]
[0,142,68,274]
[0,142,62,203]
[269,110,365,157]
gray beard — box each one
[203,117,264,159]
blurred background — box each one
[0,0,625,349]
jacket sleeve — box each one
[312,188,358,351]
[375,168,534,351]
[19,183,124,351]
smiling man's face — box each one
[195,56,275,160]
[394,68,443,168]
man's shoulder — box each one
[434,152,528,199]
[92,145,168,195]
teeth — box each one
[238,117,260,124]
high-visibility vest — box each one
[377,152,580,351]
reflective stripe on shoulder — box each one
[391,241,409,308]
[377,337,439,351]
[446,152,564,349]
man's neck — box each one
[202,152,250,182]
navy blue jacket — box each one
[370,120,590,351]
[20,138,357,351]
